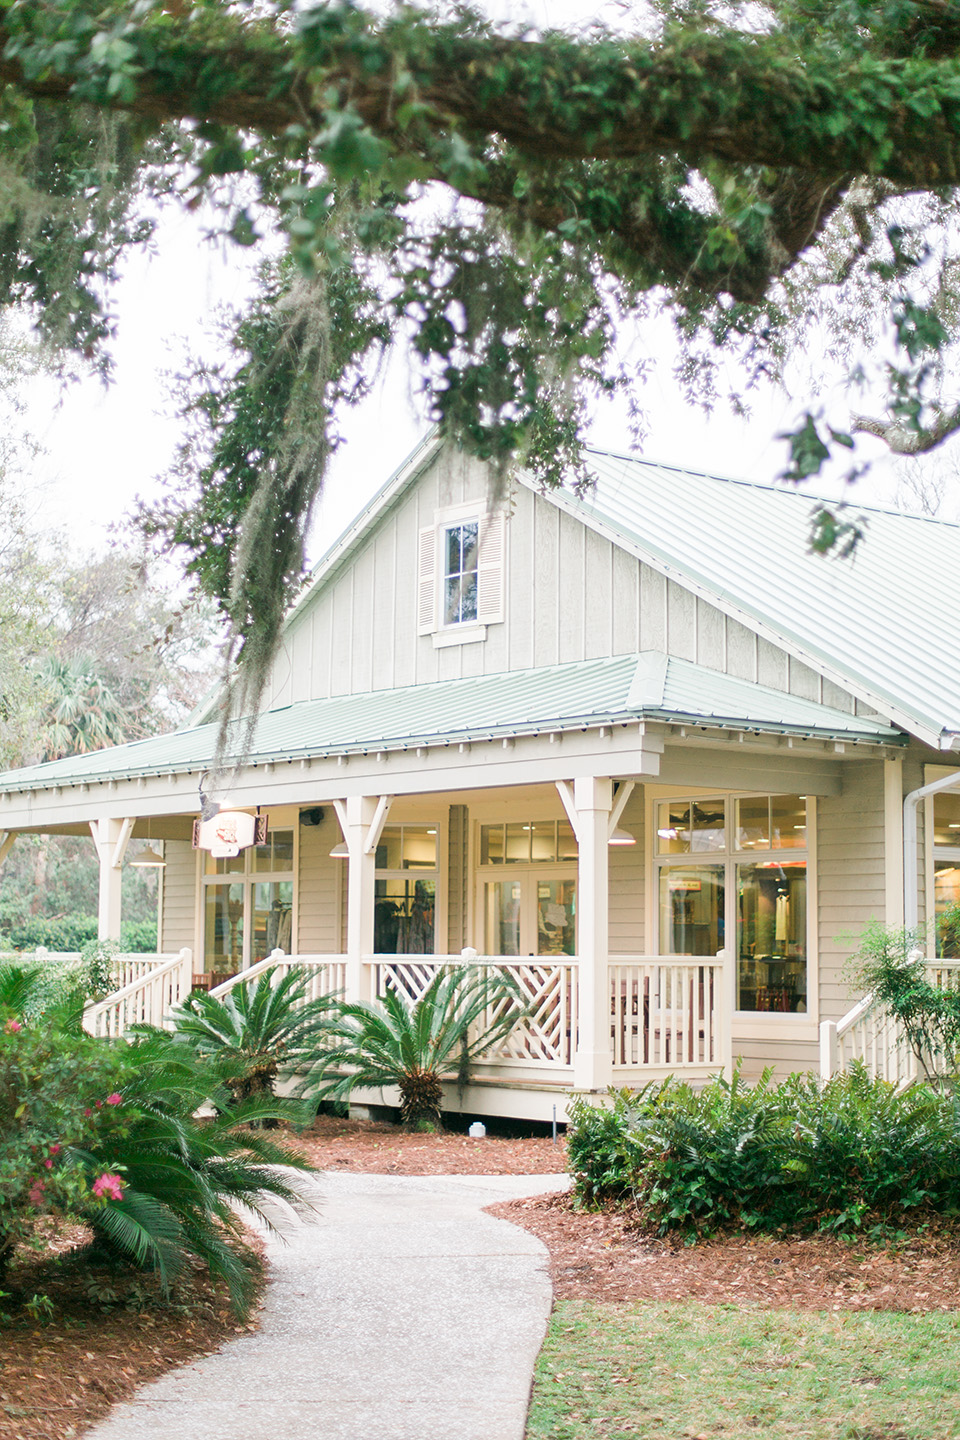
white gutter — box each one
[903,767,960,928]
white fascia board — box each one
[187,433,446,728]
[520,472,943,749]
[285,432,445,624]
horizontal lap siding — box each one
[609,789,645,954]
[817,761,887,1022]
[297,813,343,953]
[159,840,197,955]
[734,1038,820,1083]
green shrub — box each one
[568,1066,960,1237]
[850,921,960,1082]
[0,967,134,1282]
[120,919,159,952]
[0,915,99,953]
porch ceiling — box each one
[0,651,902,801]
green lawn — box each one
[527,1299,960,1439]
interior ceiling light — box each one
[129,818,166,868]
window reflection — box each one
[737,862,807,1012]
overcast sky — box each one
[12,0,915,571]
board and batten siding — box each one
[159,839,198,956]
[296,811,343,954]
[261,447,864,719]
[817,760,887,1023]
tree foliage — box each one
[4,0,960,722]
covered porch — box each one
[0,650,905,1117]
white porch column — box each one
[572,776,613,1092]
[90,817,133,943]
[338,795,392,1005]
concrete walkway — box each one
[86,1171,568,1440]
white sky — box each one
[11,0,918,571]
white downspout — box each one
[903,769,960,930]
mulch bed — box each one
[289,1113,568,1174]
[491,1189,960,1313]
[7,1117,960,1440]
[0,1223,265,1440]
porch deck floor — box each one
[84,1170,568,1440]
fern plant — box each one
[168,965,341,1108]
[311,965,526,1126]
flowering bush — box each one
[0,1001,131,1280]
[0,964,316,1314]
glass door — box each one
[484,874,576,955]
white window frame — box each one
[646,788,818,1032]
[417,502,506,645]
[197,825,299,973]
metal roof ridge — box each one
[581,446,960,529]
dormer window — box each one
[418,504,506,645]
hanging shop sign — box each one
[192,811,268,857]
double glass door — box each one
[483,874,576,956]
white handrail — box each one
[83,948,193,1037]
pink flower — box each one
[43,1159,53,1169]
[27,1181,45,1207]
[95,1100,102,1109]
[83,1108,92,1117]
[92,1172,124,1202]
[48,1144,60,1155]
[4,1019,21,1033]
[104,1093,122,1107]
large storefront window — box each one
[201,828,294,981]
[657,794,809,1013]
[933,792,960,957]
[374,825,438,954]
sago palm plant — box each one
[312,965,526,1126]
[169,964,341,1107]
[81,1031,317,1312]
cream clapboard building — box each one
[2,434,960,1117]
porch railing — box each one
[83,949,194,1038]
[79,946,728,1079]
[820,960,960,1085]
[209,952,348,1002]
[610,956,729,1071]
[367,954,579,1068]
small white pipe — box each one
[903,769,960,930]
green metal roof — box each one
[280,435,957,748]
[0,653,902,795]
[547,451,960,746]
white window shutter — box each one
[417,524,437,635]
[476,510,506,625]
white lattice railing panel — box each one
[821,960,960,1085]
[610,958,727,1070]
[366,954,578,1068]
[84,949,194,1037]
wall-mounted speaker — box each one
[300,807,324,827]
